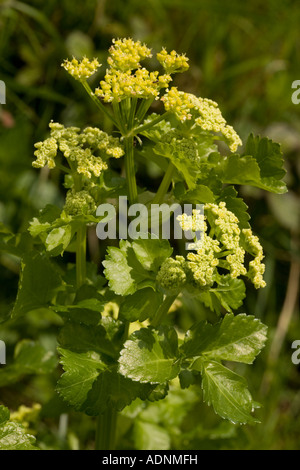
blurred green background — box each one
[0,0,299,450]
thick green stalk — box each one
[152,161,175,204]
[124,136,138,204]
[76,225,86,289]
[151,294,178,328]
[95,407,117,450]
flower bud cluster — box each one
[62,57,101,81]
[94,38,190,103]
[157,202,266,292]
[161,87,242,152]
[157,48,189,74]
[33,122,124,178]
[64,189,97,216]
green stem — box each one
[151,294,178,328]
[152,161,175,204]
[133,111,171,136]
[124,136,138,204]
[76,225,86,289]
[95,407,117,450]
[81,81,119,129]
[135,98,154,123]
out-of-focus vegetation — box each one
[0,0,299,450]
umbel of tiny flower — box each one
[94,38,188,103]
[33,122,124,178]
[157,202,266,292]
[161,88,242,152]
[64,188,97,216]
[62,57,101,81]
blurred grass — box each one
[0,0,299,450]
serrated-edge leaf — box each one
[118,327,180,384]
[199,360,259,425]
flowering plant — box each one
[0,38,287,450]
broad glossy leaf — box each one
[45,225,73,256]
[56,348,105,411]
[103,246,137,295]
[199,275,246,315]
[195,360,258,424]
[12,251,62,317]
[83,368,153,415]
[0,421,38,450]
[103,239,167,296]
[131,238,173,272]
[58,322,117,359]
[182,313,267,364]
[57,349,152,415]
[245,134,287,193]
[119,327,180,384]
[119,288,163,322]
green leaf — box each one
[195,360,259,424]
[119,288,163,322]
[83,368,153,415]
[119,327,180,384]
[131,238,173,272]
[57,349,152,415]
[140,113,173,143]
[214,134,287,194]
[52,298,105,326]
[58,322,118,359]
[199,275,246,315]
[56,348,105,412]
[103,239,169,296]
[0,340,57,387]
[0,228,33,258]
[182,314,267,364]
[12,251,63,317]
[175,183,216,204]
[45,225,73,256]
[0,420,38,450]
[245,134,287,194]
[152,129,217,190]
[102,245,137,295]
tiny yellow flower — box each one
[62,57,101,81]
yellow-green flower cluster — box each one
[161,87,242,152]
[206,202,247,279]
[157,202,266,292]
[242,228,266,289]
[64,189,97,216]
[156,256,187,293]
[62,57,101,81]
[95,68,172,103]
[33,137,57,169]
[107,38,152,72]
[33,122,124,178]
[157,48,189,74]
[186,234,221,287]
[177,209,221,287]
[81,127,124,159]
[95,39,193,103]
